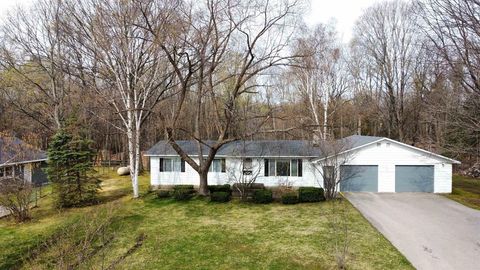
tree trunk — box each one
[323,92,329,139]
[133,127,141,198]
[127,130,139,198]
[127,112,140,198]
[198,170,208,196]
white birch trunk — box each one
[133,123,141,198]
[127,127,139,198]
[126,98,139,198]
[308,75,322,135]
[323,84,329,139]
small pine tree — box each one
[46,130,101,208]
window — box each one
[376,142,382,147]
[269,159,276,176]
[291,159,298,176]
[160,158,185,172]
[164,158,173,172]
[264,159,303,177]
[0,168,4,178]
[264,159,269,176]
[181,159,185,172]
[14,165,24,179]
[291,159,303,177]
[276,160,290,176]
[298,159,303,177]
[210,159,226,173]
[243,158,252,175]
[5,166,12,177]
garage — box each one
[395,165,434,192]
[340,165,378,192]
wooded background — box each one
[0,0,478,169]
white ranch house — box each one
[145,135,460,193]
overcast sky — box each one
[0,0,382,42]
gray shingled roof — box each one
[0,137,47,166]
[338,135,384,149]
[145,136,385,157]
[145,140,321,157]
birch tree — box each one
[289,24,348,140]
[63,0,175,198]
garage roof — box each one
[337,135,385,149]
[316,135,461,164]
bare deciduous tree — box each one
[63,0,176,198]
[352,1,421,141]
[289,23,349,140]
[0,176,33,222]
[141,0,304,195]
[419,0,480,158]
[311,139,356,200]
[328,196,350,269]
[226,141,265,201]
[0,0,71,130]
[0,132,42,222]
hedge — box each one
[210,191,231,202]
[253,189,273,204]
[208,184,232,195]
[157,190,171,199]
[173,185,194,191]
[281,192,299,204]
[298,187,325,202]
[172,185,195,201]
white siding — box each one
[342,141,453,193]
[434,164,452,193]
[149,157,322,188]
[148,139,454,193]
[24,163,33,182]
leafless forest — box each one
[0,0,478,188]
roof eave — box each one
[0,158,47,167]
[143,154,318,158]
[382,138,462,164]
[313,137,462,164]
[311,137,385,162]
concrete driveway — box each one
[345,193,480,270]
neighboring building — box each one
[145,135,460,193]
[0,137,48,186]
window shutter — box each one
[298,159,303,177]
[264,159,269,176]
[159,158,164,172]
[181,159,185,172]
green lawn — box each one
[446,175,480,210]
[0,169,412,270]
